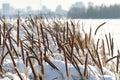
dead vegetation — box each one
[0,16,119,80]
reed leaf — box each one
[94,22,106,35]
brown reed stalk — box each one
[63,45,84,80]
[0,52,9,75]
[44,28,56,46]
[45,33,49,49]
[26,56,41,67]
[23,42,37,57]
[63,26,65,43]
[64,47,83,79]
[5,41,16,67]
[66,22,69,40]
[69,21,75,64]
[68,27,72,38]
[39,48,44,79]
[111,38,114,57]
[40,23,46,55]
[44,33,47,54]
[96,39,100,51]
[1,22,6,59]
[29,16,35,26]
[5,27,13,38]
[36,25,40,46]
[109,33,112,56]
[84,53,88,79]
[14,67,23,80]
[6,27,18,57]
[55,33,61,53]
[85,33,88,48]
[22,24,32,38]
[102,39,106,67]
[37,24,44,80]
[64,49,69,79]
[94,22,106,35]
[105,34,110,56]
[26,52,39,80]
[11,42,19,57]
[24,36,31,43]
[46,46,54,56]
[7,33,12,50]
[106,55,120,63]
[109,33,112,45]
[6,30,19,57]
[76,34,84,55]
[9,35,17,44]
[44,55,59,71]
[73,52,83,65]
[56,40,69,79]
[89,27,92,42]
[82,22,85,34]
[17,18,20,47]
[74,42,80,57]
[72,57,84,80]
[116,50,120,73]
[94,43,104,75]
[31,33,34,48]
[1,52,9,65]
[86,46,99,66]
[0,65,3,76]
[0,25,1,45]
[71,21,75,35]
[0,22,12,61]
[3,22,6,36]
[20,40,25,64]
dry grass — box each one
[0,16,119,80]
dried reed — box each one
[94,22,106,35]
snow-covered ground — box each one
[0,59,116,80]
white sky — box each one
[0,0,120,11]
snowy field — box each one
[0,17,119,80]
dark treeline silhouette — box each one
[67,4,120,19]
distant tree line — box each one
[67,4,120,19]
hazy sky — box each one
[0,0,120,11]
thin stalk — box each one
[84,53,88,79]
